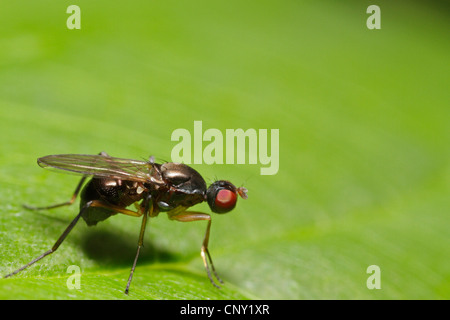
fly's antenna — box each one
[237,186,248,199]
[237,174,252,199]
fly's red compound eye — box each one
[214,189,237,212]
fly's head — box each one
[206,180,248,214]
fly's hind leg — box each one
[22,175,88,210]
[168,210,223,288]
[22,151,109,211]
[4,200,94,278]
[5,199,145,280]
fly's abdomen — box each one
[79,178,116,226]
[79,178,145,226]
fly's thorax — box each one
[153,162,207,211]
[160,163,207,194]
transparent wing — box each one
[37,154,156,183]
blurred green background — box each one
[0,0,448,299]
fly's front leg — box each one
[168,211,223,288]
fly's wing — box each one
[37,154,157,183]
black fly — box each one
[4,152,248,294]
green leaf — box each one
[0,0,449,299]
